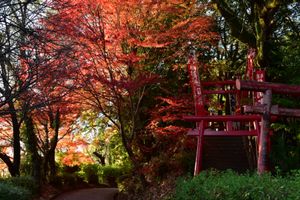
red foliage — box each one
[37,0,219,171]
[147,95,193,135]
[45,0,161,103]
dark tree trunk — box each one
[9,102,21,176]
[0,153,16,176]
[48,150,56,177]
[24,115,42,182]
[42,122,50,178]
[43,152,49,179]
[118,113,148,187]
[213,0,281,69]
[49,109,60,177]
[93,152,106,165]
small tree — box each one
[0,0,49,176]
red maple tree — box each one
[40,0,219,183]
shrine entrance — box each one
[184,50,300,175]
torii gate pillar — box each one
[258,89,272,174]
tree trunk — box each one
[213,0,281,69]
[0,153,16,176]
[253,2,279,69]
[49,109,60,178]
[118,113,148,187]
[48,150,56,177]
[9,102,21,176]
[93,152,106,165]
[24,115,42,182]
[43,150,49,178]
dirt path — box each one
[52,188,119,200]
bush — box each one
[101,166,123,187]
[174,151,196,173]
[60,172,85,187]
[0,178,33,200]
[55,165,86,187]
[4,176,39,194]
[76,164,131,187]
[80,164,100,185]
[49,175,63,187]
[173,170,300,200]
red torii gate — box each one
[236,80,300,173]
[185,50,262,175]
[184,50,300,175]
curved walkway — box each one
[53,188,119,200]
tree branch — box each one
[212,0,256,47]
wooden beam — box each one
[187,129,258,136]
[202,80,236,87]
[203,90,238,95]
[183,115,261,122]
[236,79,300,95]
[243,105,300,117]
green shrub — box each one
[55,165,87,187]
[173,170,300,200]
[4,176,39,194]
[0,181,31,200]
[80,164,100,184]
[0,176,39,199]
[77,164,131,187]
[102,166,123,178]
[61,172,82,186]
[175,151,196,173]
[62,165,80,174]
[49,175,64,187]
[101,166,123,187]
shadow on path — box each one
[52,188,119,200]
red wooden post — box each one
[187,52,205,114]
[258,89,272,174]
[187,50,205,175]
[194,121,204,175]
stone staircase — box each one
[202,136,256,172]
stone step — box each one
[202,136,254,172]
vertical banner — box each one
[187,51,205,115]
[254,70,266,105]
[187,50,205,175]
[246,48,256,80]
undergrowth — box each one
[173,170,300,200]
